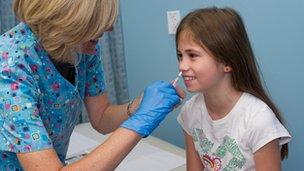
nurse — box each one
[0,0,185,170]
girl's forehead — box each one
[178,29,204,47]
[179,29,201,44]
[177,29,213,56]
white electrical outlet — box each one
[167,10,180,35]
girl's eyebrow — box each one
[177,48,201,53]
[185,49,200,53]
[177,48,197,52]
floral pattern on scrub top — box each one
[0,22,106,170]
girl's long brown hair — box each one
[176,7,288,159]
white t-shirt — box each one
[177,92,291,171]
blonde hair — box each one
[13,0,118,63]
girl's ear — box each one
[224,65,232,73]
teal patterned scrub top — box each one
[0,23,106,170]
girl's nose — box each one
[178,59,190,72]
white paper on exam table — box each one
[66,132,100,158]
[66,131,186,170]
[116,141,185,171]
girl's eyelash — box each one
[189,53,199,58]
[176,53,182,59]
[176,53,199,61]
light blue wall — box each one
[120,0,304,169]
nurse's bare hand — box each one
[173,84,186,100]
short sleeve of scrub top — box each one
[84,45,106,96]
[0,52,53,154]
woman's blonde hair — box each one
[13,0,118,63]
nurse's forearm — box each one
[17,128,141,171]
[96,103,130,134]
[94,96,140,134]
[85,93,139,134]
[64,128,141,171]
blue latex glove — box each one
[121,80,181,137]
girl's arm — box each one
[184,131,204,171]
[254,139,281,171]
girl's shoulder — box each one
[178,93,206,123]
[177,93,204,135]
[240,93,282,129]
[240,93,291,153]
[241,93,270,115]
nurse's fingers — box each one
[173,84,186,99]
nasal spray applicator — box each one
[172,71,183,107]
[172,72,182,87]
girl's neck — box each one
[203,84,242,120]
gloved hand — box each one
[120,80,181,137]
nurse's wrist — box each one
[126,93,143,118]
[126,99,134,117]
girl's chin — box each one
[186,88,200,93]
[185,85,203,93]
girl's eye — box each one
[189,53,199,58]
[177,53,182,61]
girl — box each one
[176,7,291,171]
[0,0,184,170]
